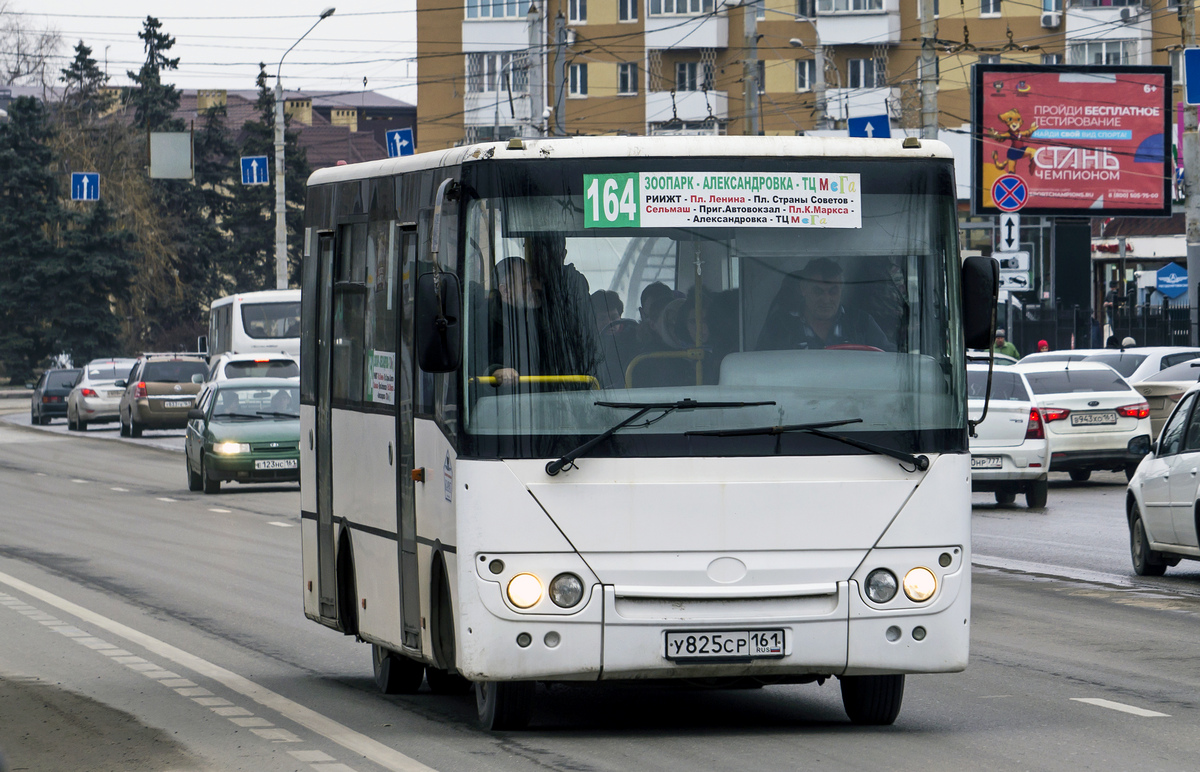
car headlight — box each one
[212,442,251,455]
[506,573,542,608]
[864,568,898,603]
[903,567,937,602]
[548,573,584,608]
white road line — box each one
[157,497,177,503]
[0,569,437,772]
[1071,697,1170,717]
[268,522,294,528]
[209,508,231,513]
[72,479,88,484]
[111,487,128,492]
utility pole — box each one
[919,0,938,139]
[527,3,542,137]
[744,0,760,136]
[553,12,567,136]
[1183,0,1200,343]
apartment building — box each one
[416,0,1191,148]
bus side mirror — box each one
[415,272,462,373]
[961,255,1000,351]
[197,335,208,356]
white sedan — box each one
[968,365,1048,507]
[1082,346,1200,384]
[1012,361,1152,482]
[1126,382,1200,575]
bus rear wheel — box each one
[475,680,535,730]
[372,644,424,694]
[840,674,904,725]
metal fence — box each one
[1005,300,1195,357]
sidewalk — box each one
[0,389,30,401]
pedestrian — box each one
[1037,339,1050,353]
[992,328,1019,359]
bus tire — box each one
[475,680,535,731]
[1026,479,1048,509]
[426,667,472,695]
[840,674,904,726]
[372,644,424,695]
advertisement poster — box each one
[369,350,396,405]
[973,65,1172,217]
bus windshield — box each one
[459,158,965,460]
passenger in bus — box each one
[488,256,544,388]
[756,258,893,351]
[525,232,601,378]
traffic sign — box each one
[386,128,415,158]
[998,213,1021,251]
[993,250,1030,272]
[70,172,99,201]
[998,271,1031,291]
[991,174,1028,212]
[240,156,269,185]
[847,115,891,139]
[1186,49,1200,105]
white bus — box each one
[207,289,301,358]
[299,136,996,730]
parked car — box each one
[1081,346,1200,384]
[199,352,299,384]
[1133,359,1200,439]
[966,349,1017,366]
[117,354,209,437]
[1126,382,1200,575]
[1018,349,1108,366]
[967,364,1049,507]
[184,378,300,493]
[1012,361,1152,481]
[30,368,82,425]
[67,358,137,431]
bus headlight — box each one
[864,569,898,603]
[213,442,250,455]
[506,573,543,608]
[548,573,584,608]
[903,567,937,602]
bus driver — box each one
[757,258,893,351]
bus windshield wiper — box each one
[545,398,776,476]
[686,419,930,471]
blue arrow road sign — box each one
[240,156,269,185]
[386,128,415,158]
[70,172,99,201]
[1186,49,1200,105]
[847,115,891,139]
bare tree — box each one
[0,2,62,88]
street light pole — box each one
[275,7,335,291]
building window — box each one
[847,58,885,88]
[1041,53,1062,65]
[466,52,529,93]
[569,0,587,23]
[676,61,714,91]
[466,0,531,19]
[980,0,1000,15]
[796,0,815,16]
[753,0,766,19]
[620,0,639,21]
[569,63,589,96]
[650,0,716,15]
[1171,49,1184,85]
[796,58,816,91]
[1068,39,1137,66]
[1042,0,1062,9]
[818,0,883,12]
[756,60,766,94]
[978,54,1001,65]
[917,0,939,17]
[619,62,639,94]
[1070,0,1136,6]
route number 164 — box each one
[584,174,640,228]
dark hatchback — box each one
[31,368,82,425]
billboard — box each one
[972,64,1172,217]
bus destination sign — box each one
[583,172,862,229]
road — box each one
[1,405,1199,771]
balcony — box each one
[462,19,530,52]
[644,15,728,49]
[463,91,532,127]
[645,89,728,124]
[815,0,900,46]
[825,87,900,122]
[1064,3,1150,41]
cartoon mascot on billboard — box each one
[988,108,1038,173]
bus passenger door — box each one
[396,227,422,650]
[315,232,338,620]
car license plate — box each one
[106,390,123,398]
[664,629,785,661]
[166,400,192,409]
[1071,412,1117,426]
[255,459,298,470]
[971,456,1003,469]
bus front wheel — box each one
[475,680,535,730]
[840,674,904,725]
[372,644,424,694]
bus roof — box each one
[307,135,954,187]
[209,289,301,310]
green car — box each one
[184,377,300,493]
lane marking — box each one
[209,508,231,513]
[157,497,177,503]
[269,522,294,528]
[111,487,128,492]
[0,569,436,772]
[291,751,337,763]
[72,479,88,484]
[1071,697,1169,717]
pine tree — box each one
[125,16,182,132]
[0,97,61,381]
[60,40,113,120]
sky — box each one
[14,1,419,104]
